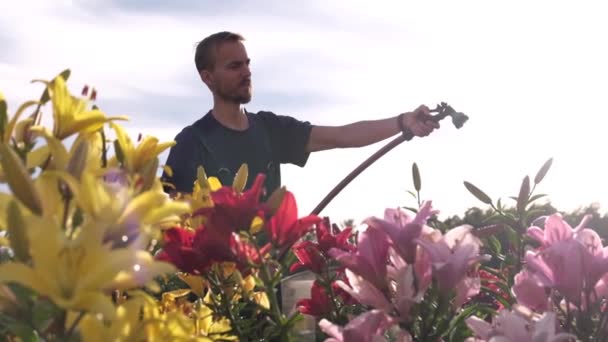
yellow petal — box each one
[177,273,206,297]
[143,201,191,226]
[30,126,69,169]
[109,122,133,168]
[4,100,39,143]
[250,216,264,234]
[232,164,248,192]
[0,144,43,215]
[14,117,34,144]
[71,292,117,321]
[0,192,14,230]
[253,292,270,310]
[208,177,222,191]
[26,145,50,169]
[0,262,46,296]
[56,110,107,139]
[7,201,30,262]
[66,138,89,179]
[153,141,176,156]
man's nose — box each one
[242,65,251,77]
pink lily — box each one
[318,310,410,342]
[512,269,549,312]
[527,213,591,248]
[335,269,392,312]
[365,201,438,264]
[524,239,586,305]
[329,226,390,290]
[454,275,481,309]
[415,225,487,292]
[465,306,574,341]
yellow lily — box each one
[109,122,175,174]
[77,291,214,342]
[180,166,221,229]
[41,74,127,139]
[42,169,191,243]
[0,213,176,319]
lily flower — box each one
[365,201,438,263]
[318,310,406,342]
[265,190,321,250]
[39,73,127,140]
[416,225,488,292]
[0,214,175,320]
[329,226,390,291]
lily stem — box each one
[65,311,85,340]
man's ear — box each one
[199,70,213,88]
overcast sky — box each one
[1,0,607,224]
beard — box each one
[215,83,252,104]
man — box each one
[162,31,439,198]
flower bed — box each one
[0,71,599,341]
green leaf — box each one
[517,176,530,215]
[412,162,421,192]
[480,286,511,309]
[534,158,553,184]
[0,313,39,342]
[485,235,502,255]
[528,194,547,204]
[496,197,502,211]
[463,181,492,205]
[32,300,60,332]
[401,206,418,214]
[406,190,417,199]
[526,209,548,222]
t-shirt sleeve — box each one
[260,111,313,167]
[161,127,201,194]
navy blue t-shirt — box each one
[161,110,312,198]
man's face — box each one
[204,41,252,104]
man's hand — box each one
[400,105,440,137]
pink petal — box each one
[544,214,573,244]
[318,319,343,340]
[465,316,492,339]
[337,269,392,312]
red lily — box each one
[290,241,326,274]
[316,217,355,253]
[265,191,321,250]
[296,281,333,317]
[157,225,233,275]
[195,174,268,232]
[230,234,270,276]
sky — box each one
[1,0,607,225]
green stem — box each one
[249,232,288,340]
[214,270,244,338]
[65,311,85,340]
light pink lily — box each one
[465,306,574,341]
[335,269,392,312]
[527,213,591,248]
[524,239,586,305]
[512,269,549,312]
[329,226,390,290]
[575,228,608,294]
[454,275,481,309]
[319,310,411,342]
[365,201,438,264]
[415,225,488,292]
